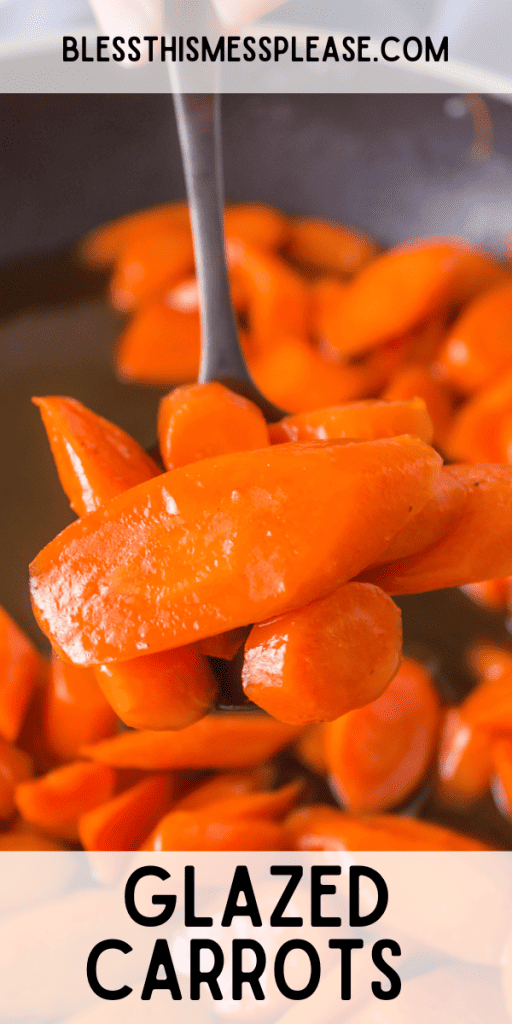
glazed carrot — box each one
[461,579,509,611]
[294,724,327,775]
[0,822,68,851]
[0,606,44,743]
[242,582,402,725]
[142,810,290,851]
[456,672,512,732]
[269,398,433,445]
[176,766,274,810]
[363,465,512,595]
[94,645,217,730]
[224,204,289,251]
[165,271,247,316]
[287,805,490,851]
[80,201,190,266]
[468,643,512,681]
[30,437,441,665]
[383,364,453,449]
[444,371,512,464]
[33,397,160,516]
[368,466,468,566]
[115,300,201,385]
[197,626,250,661]
[157,383,269,470]
[316,239,508,357]
[78,774,173,851]
[81,715,300,769]
[324,658,440,813]
[0,739,32,820]
[287,217,378,277]
[492,739,512,819]
[226,240,311,349]
[44,654,118,762]
[436,708,492,809]
[15,761,116,841]
[436,281,512,394]
[178,780,303,823]
[109,229,195,311]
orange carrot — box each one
[81,714,300,769]
[461,579,509,611]
[287,217,378,277]
[287,805,490,851]
[15,761,116,841]
[78,774,173,851]
[175,766,273,810]
[436,280,512,394]
[80,201,190,266]
[436,708,493,809]
[0,606,44,743]
[0,739,32,820]
[158,383,269,470]
[456,672,512,732]
[95,645,217,730]
[383,364,453,449]
[142,810,290,851]
[109,230,195,311]
[115,300,201,385]
[33,397,160,516]
[444,371,512,464]
[324,658,440,813]
[269,398,433,445]
[468,643,512,681]
[224,204,289,251]
[294,724,327,775]
[0,821,68,851]
[30,437,441,665]
[242,582,402,725]
[197,626,250,661]
[44,654,118,762]
[226,240,311,350]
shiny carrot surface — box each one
[287,805,491,851]
[0,606,44,743]
[269,397,433,445]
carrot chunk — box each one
[115,301,201,385]
[142,811,290,851]
[436,708,493,809]
[15,761,116,841]
[287,805,490,851]
[80,201,190,266]
[158,383,269,470]
[110,230,195,311]
[45,654,118,761]
[324,658,440,813]
[29,437,441,665]
[0,739,32,820]
[33,397,160,516]
[81,714,300,769]
[175,766,273,810]
[78,774,173,851]
[436,280,512,394]
[0,606,44,743]
[269,398,433,445]
[287,217,377,277]
[242,583,401,725]
[95,645,217,730]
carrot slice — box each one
[324,658,440,813]
[30,437,441,665]
[115,301,201,385]
[363,465,512,594]
[224,204,289,251]
[269,398,433,445]
[197,626,250,661]
[110,230,195,311]
[457,672,512,732]
[78,774,173,851]
[468,643,512,681]
[436,280,512,394]
[436,708,492,809]
[158,383,269,470]
[287,805,490,851]
[33,397,160,516]
[287,217,377,277]
[81,715,300,769]
[142,810,290,851]
[95,645,217,730]
[0,606,44,743]
[45,654,118,762]
[383,364,453,449]
[0,739,32,820]
[226,240,311,350]
[79,201,191,266]
[15,761,116,841]
[242,582,401,725]
[175,766,273,810]
[445,371,512,464]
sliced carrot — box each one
[30,437,441,665]
[269,398,433,445]
[0,606,44,743]
[444,371,512,464]
[194,780,303,820]
[81,714,300,769]
[436,280,512,394]
[78,774,173,851]
[318,239,508,357]
[226,240,311,350]
[110,230,195,311]
[95,645,217,730]
[456,672,512,732]
[197,626,250,661]
[287,217,378,277]
[176,766,274,811]
[157,383,269,470]
[79,201,190,266]
[142,810,290,851]
[294,724,327,775]
[383,364,453,449]
[0,739,32,820]
[45,654,118,761]
[468,643,512,681]
[15,761,116,841]
[115,300,201,385]
[436,708,493,809]
[363,465,512,595]
[242,582,402,725]
[287,805,490,851]
[324,658,440,813]
[224,204,289,251]
[33,397,160,516]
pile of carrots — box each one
[4,200,512,852]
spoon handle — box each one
[172,91,284,422]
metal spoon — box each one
[171,90,284,424]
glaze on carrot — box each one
[269,398,433,445]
